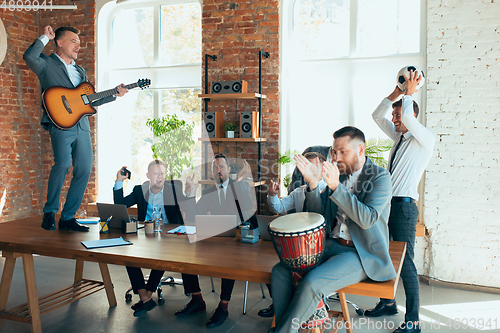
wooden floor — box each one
[1,254,498,333]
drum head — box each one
[269,212,324,233]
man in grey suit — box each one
[270,126,395,333]
[24,25,128,231]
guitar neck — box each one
[88,83,139,102]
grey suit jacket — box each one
[195,179,254,221]
[23,39,115,130]
[288,145,331,194]
[305,157,396,282]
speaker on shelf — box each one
[211,80,248,94]
[240,111,259,138]
[204,112,223,138]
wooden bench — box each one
[276,240,406,333]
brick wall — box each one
[0,11,42,221]
[424,0,500,287]
[201,0,280,211]
[0,1,98,223]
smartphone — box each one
[121,167,131,179]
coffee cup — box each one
[144,221,154,234]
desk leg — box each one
[0,252,17,330]
[22,253,42,333]
[98,263,116,307]
[338,292,353,333]
[74,260,84,283]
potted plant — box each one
[146,114,195,179]
[223,121,237,138]
[365,138,393,168]
[278,149,299,191]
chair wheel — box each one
[356,308,364,316]
[125,293,132,302]
[158,298,165,305]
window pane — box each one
[357,0,421,56]
[293,0,350,60]
[160,3,202,65]
[160,88,202,179]
[111,7,154,68]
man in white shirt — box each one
[258,152,328,319]
[268,152,328,214]
[365,71,436,333]
[114,160,196,317]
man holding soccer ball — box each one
[366,69,436,333]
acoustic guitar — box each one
[42,78,151,130]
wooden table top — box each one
[0,216,279,284]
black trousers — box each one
[181,273,235,302]
[382,200,420,322]
[126,267,164,294]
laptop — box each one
[195,215,238,238]
[257,215,278,241]
[96,203,131,229]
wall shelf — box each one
[198,138,267,142]
[198,93,266,100]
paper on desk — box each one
[77,217,100,224]
[81,237,132,249]
[167,226,196,234]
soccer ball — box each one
[396,65,425,91]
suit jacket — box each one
[288,145,331,194]
[305,157,396,282]
[23,38,115,130]
[195,179,254,222]
[113,180,194,224]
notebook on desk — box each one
[96,203,131,229]
[195,215,238,238]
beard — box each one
[336,159,357,175]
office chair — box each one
[326,292,364,315]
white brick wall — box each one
[423,0,500,288]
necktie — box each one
[388,135,404,174]
[219,185,225,206]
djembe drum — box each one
[269,212,329,328]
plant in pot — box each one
[365,138,393,168]
[146,114,195,179]
[278,149,299,191]
[223,121,237,138]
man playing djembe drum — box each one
[270,126,396,333]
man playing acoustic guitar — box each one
[24,25,128,231]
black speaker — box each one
[204,112,223,138]
[211,80,248,94]
[240,111,259,138]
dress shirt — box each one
[372,95,436,200]
[331,168,362,241]
[114,180,168,222]
[217,178,230,205]
[39,34,83,87]
[267,179,327,214]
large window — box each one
[281,0,425,156]
[97,0,202,202]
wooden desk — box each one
[0,216,279,332]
